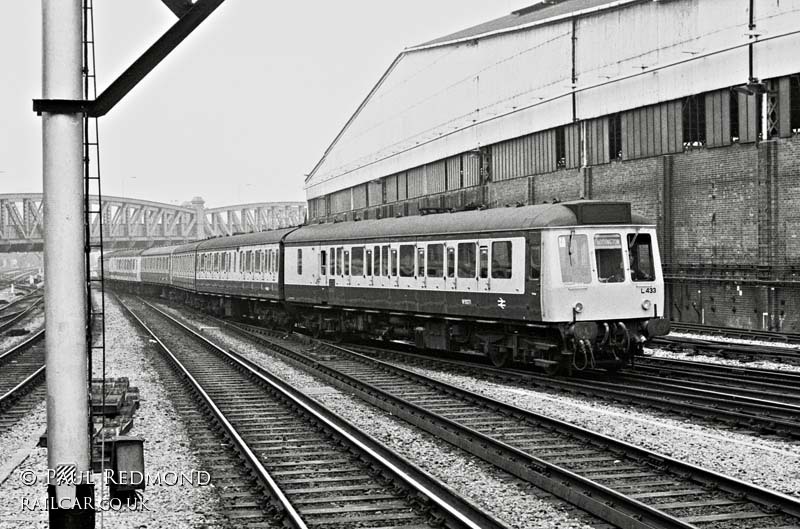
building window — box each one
[608,114,622,160]
[730,90,740,142]
[683,95,706,147]
[791,75,800,134]
[555,126,566,168]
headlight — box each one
[642,299,652,311]
[573,302,584,313]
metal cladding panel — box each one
[754,1,800,80]
[492,130,557,181]
[575,0,749,121]
[305,21,573,199]
[463,155,481,187]
[705,89,731,147]
[621,101,681,160]
[586,117,609,165]
[384,174,398,203]
[446,156,462,190]
[407,166,426,198]
[738,92,759,144]
[564,123,581,169]
[426,160,447,194]
[397,172,408,200]
[352,184,367,210]
[330,189,352,214]
[367,180,382,206]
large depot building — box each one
[304,0,800,332]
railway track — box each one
[0,290,43,333]
[203,317,800,529]
[652,334,800,366]
[295,339,800,439]
[0,330,46,433]
[119,295,508,529]
[670,322,800,346]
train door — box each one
[425,242,445,292]
[525,232,542,319]
[477,241,491,292]
[456,241,478,292]
[445,244,457,291]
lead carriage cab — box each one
[534,201,670,374]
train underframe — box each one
[115,281,669,375]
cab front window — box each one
[628,233,655,281]
[558,234,591,284]
[594,234,624,283]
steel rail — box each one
[217,319,800,528]
[636,356,800,386]
[0,329,45,364]
[128,297,507,529]
[670,322,800,345]
[0,365,46,413]
[0,295,43,333]
[651,335,800,364]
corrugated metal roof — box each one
[286,201,651,244]
[415,0,626,49]
[196,228,299,251]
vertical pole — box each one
[42,0,95,526]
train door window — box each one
[297,249,303,275]
[365,249,373,276]
[213,253,218,272]
[627,233,655,281]
[382,246,390,276]
[491,241,512,279]
[446,247,455,278]
[417,248,425,277]
[336,248,343,276]
[255,251,261,273]
[226,253,232,273]
[272,249,278,273]
[594,234,624,283]
[344,250,350,276]
[457,242,476,278]
[529,238,541,279]
[479,246,489,279]
[352,247,364,276]
[558,234,591,284]
[390,248,398,277]
[399,245,414,277]
[320,250,327,276]
[373,246,380,276]
[427,244,444,277]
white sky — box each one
[0,1,519,208]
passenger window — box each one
[382,246,390,277]
[297,248,303,275]
[479,246,489,279]
[336,247,343,276]
[558,234,591,284]
[373,246,380,276]
[320,250,327,276]
[365,249,373,276]
[417,248,425,277]
[491,241,512,279]
[391,248,398,277]
[457,243,476,278]
[627,233,655,281]
[352,247,364,276]
[595,234,623,283]
[529,240,541,279]
[399,245,414,277]
[344,250,350,276]
[446,247,455,278]
[427,244,444,277]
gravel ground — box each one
[0,293,223,529]
[395,362,800,497]
[159,304,599,529]
[649,340,800,373]
[0,311,44,352]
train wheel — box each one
[489,347,511,368]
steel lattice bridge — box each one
[0,193,306,252]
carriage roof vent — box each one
[564,201,632,224]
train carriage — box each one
[141,245,175,286]
[284,201,669,371]
[104,249,142,283]
[170,242,201,292]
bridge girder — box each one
[0,194,306,252]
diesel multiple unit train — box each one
[104,200,670,373]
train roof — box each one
[171,241,202,254]
[286,201,650,244]
[197,227,298,251]
[104,248,144,258]
[141,244,181,256]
